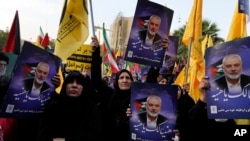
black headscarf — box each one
[113,69,133,91]
[0,52,9,64]
[58,70,91,106]
[112,69,134,141]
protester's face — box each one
[66,79,83,97]
[146,97,161,118]
[65,67,71,73]
[35,64,49,84]
[118,72,132,90]
[158,78,167,85]
[81,69,88,77]
[223,57,242,80]
[148,16,161,36]
[183,83,190,93]
[0,60,7,76]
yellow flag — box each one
[55,66,64,94]
[182,0,203,47]
[181,0,203,102]
[54,0,89,61]
[174,67,186,87]
[201,34,214,56]
[201,35,208,57]
[207,35,213,47]
[226,1,247,41]
[115,47,122,58]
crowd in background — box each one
[0,36,247,141]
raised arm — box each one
[145,66,160,83]
[90,36,109,91]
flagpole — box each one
[184,37,193,83]
[89,0,95,37]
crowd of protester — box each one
[0,36,248,141]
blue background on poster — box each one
[161,36,179,75]
[130,82,177,141]
[205,36,250,119]
[124,0,173,67]
[0,41,61,118]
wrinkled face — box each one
[148,16,161,36]
[118,72,132,90]
[35,63,49,84]
[66,80,83,97]
[146,97,161,118]
[223,56,242,80]
[0,60,7,76]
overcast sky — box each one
[0,0,249,43]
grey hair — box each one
[222,54,242,65]
[146,95,162,105]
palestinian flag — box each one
[2,11,21,55]
[137,16,150,30]
[134,97,147,113]
[22,62,38,78]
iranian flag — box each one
[102,23,119,73]
[35,27,51,50]
[35,26,45,46]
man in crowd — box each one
[214,54,250,98]
[138,95,168,129]
[138,14,163,51]
[23,61,50,100]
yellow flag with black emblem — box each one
[54,0,89,62]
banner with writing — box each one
[205,36,250,119]
[66,44,92,72]
[0,41,61,118]
[124,0,173,67]
[130,82,177,140]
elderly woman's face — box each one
[66,79,83,97]
[118,72,132,90]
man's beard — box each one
[148,30,156,36]
[225,73,241,80]
[148,111,159,118]
[0,68,6,76]
[35,77,45,84]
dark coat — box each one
[176,91,195,141]
[91,47,134,141]
[37,71,102,141]
[145,66,160,83]
[214,74,250,93]
[138,112,168,128]
[188,100,236,141]
[23,78,50,97]
[0,75,10,106]
[138,30,162,51]
[138,30,162,45]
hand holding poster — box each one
[160,36,179,75]
[124,0,173,67]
